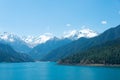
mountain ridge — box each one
[42,25,120,61]
[0,43,34,62]
[0,28,98,53]
[59,38,120,65]
[29,38,72,60]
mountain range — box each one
[1,24,120,63]
[29,37,72,60]
[0,32,31,53]
[29,28,97,60]
[0,28,98,62]
[42,25,120,61]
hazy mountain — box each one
[59,38,120,65]
[42,25,120,61]
[0,32,55,53]
[29,28,98,60]
[0,28,98,55]
[0,32,31,53]
[29,37,72,60]
[22,28,98,47]
[0,43,34,62]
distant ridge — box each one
[42,25,120,61]
[0,28,98,53]
[0,43,34,62]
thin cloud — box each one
[101,21,107,24]
[118,11,120,15]
[66,24,72,27]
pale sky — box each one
[0,0,120,36]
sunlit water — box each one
[0,62,120,80]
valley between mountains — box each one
[0,25,120,66]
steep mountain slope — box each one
[30,28,98,60]
[0,32,31,53]
[0,43,34,62]
[42,25,120,61]
[0,28,98,54]
[29,37,72,60]
[59,38,120,65]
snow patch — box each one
[63,28,98,40]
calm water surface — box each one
[0,62,120,80]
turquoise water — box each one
[0,62,120,80]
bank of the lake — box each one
[58,62,120,67]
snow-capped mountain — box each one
[22,28,98,48]
[0,32,55,48]
[22,33,54,47]
[0,32,21,42]
[63,28,98,40]
[29,28,98,60]
[0,32,31,53]
[0,28,98,50]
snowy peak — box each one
[63,28,98,40]
[0,28,98,48]
[0,32,55,48]
[36,33,54,44]
[22,33,54,47]
[79,28,98,38]
[0,32,21,42]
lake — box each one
[0,62,120,80]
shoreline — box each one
[58,63,120,67]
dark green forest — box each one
[59,38,120,65]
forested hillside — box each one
[59,38,120,65]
